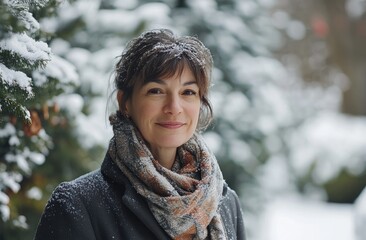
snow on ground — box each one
[256,195,357,240]
[355,188,366,239]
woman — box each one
[34,29,246,240]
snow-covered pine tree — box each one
[0,0,51,121]
[0,0,79,232]
[0,1,112,238]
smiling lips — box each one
[156,122,185,129]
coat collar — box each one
[101,154,170,240]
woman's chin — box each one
[151,137,190,149]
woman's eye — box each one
[147,88,163,95]
[182,89,198,96]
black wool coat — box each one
[34,154,246,240]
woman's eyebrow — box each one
[147,79,198,86]
[183,80,198,86]
[148,78,165,84]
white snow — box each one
[0,172,22,193]
[0,63,33,96]
[0,33,51,64]
[136,3,171,28]
[346,0,366,19]
[33,55,79,88]
[28,151,45,165]
[47,55,79,84]
[26,187,43,200]
[0,191,9,205]
[255,83,292,132]
[3,146,46,176]
[219,91,250,122]
[236,1,260,17]
[75,99,113,149]
[12,215,28,229]
[272,10,291,29]
[19,11,40,33]
[5,153,30,173]
[3,1,40,33]
[53,93,84,116]
[228,139,252,164]
[289,112,366,183]
[257,196,356,240]
[258,0,276,8]
[0,123,16,138]
[0,204,10,221]
[355,188,366,240]
[90,9,139,33]
[4,0,48,8]
[63,47,120,148]
[203,132,223,155]
[64,47,91,69]
[286,20,306,40]
[114,0,138,9]
[9,135,20,146]
[88,3,171,33]
[187,0,217,12]
[49,38,71,56]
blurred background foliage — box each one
[1,0,366,239]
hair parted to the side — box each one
[114,29,214,130]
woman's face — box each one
[126,65,201,153]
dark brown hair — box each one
[114,29,213,130]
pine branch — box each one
[0,94,30,122]
[0,49,49,71]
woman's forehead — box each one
[143,59,192,81]
[145,70,197,86]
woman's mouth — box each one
[156,122,185,129]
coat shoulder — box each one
[34,171,106,240]
[39,170,105,218]
[48,170,105,204]
[34,169,127,240]
[219,184,246,240]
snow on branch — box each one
[32,55,79,88]
[0,33,51,67]
[4,0,50,9]
[3,0,44,33]
[0,171,22,221]
[0,63,33,96]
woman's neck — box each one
[150,147,177,170]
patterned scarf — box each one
[108,112,226,240]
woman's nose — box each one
[163,94,182,115]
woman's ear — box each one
[117,90,124,112]
[117,90,130,116]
